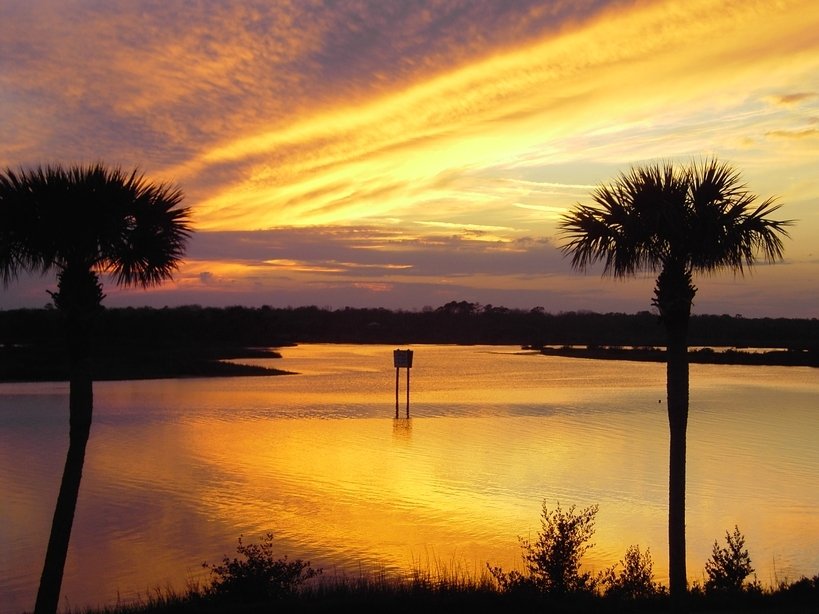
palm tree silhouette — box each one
[558,158,791,608]
[0,163,191,614]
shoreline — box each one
[0,345,294,383]
[3,342,816,384]
[533,344,818,367]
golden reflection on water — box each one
[179,416,537,572]
[1,344,818,614]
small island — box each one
[533,344,818,367]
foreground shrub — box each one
[602,544,665,600]
[772,573,819,605]
[704,525,756,595]
[203,533,322,603]
[489,501,600,596]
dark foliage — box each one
[203,533,321,603]
[1,304,817,382]
[489,502,600,597]
[705,525,756,596]
[602,544,665,601]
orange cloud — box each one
[174,0,819,236]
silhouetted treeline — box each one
[2,301,817,349]
[2,301,817,380]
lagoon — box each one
[1,343,817,614]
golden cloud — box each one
[176,0,819,234]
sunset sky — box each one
[2,0,818,317]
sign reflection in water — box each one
[0,344,817,614]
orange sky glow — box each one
[1,0,818,316]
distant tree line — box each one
[1,301,816,351]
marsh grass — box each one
[62,563,819,614]
[61,522,819,614]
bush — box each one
[774,574,819,605]
[489,501,600,596]
[203,533,322,603]
[602,544,664,600]
[704,525,755,595]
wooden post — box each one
[406,366,410,418]
[395,367,399,418]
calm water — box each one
[1,344,817,613]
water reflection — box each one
[392,418,412,442]
[0,344,817,614]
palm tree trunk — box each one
[654,264,695,611]
[666,317,689,609]
[35,270,97,614]
[33,389,91,614]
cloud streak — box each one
[173,0,819,235]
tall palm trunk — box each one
[34,383,91,614]
[666,314,689,606]
[654,264,695,609]
[34,268,101,614]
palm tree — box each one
[558,158,790,607]
[0,163,191,614]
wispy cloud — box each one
[186,226,566,278]
[765,92,817,107]
[173,0,819,234]
[766,128,819,140]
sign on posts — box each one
[393,349,413,418]
[393,349,413,368]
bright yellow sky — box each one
[2,0,818,316]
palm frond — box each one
[559,161,689,278]
[0,162,192,296]
[560,158,791,284]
